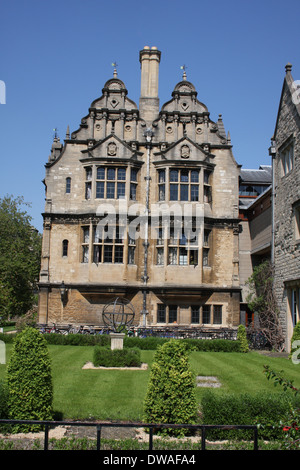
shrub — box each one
[6,327,53,432]
[93,346,141,367]
[143,340,198,436]
[237,325,249,353]
[201,390,299,441]
[289,320,300,360]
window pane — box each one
[131,168,138,182]
[170,184,178,201]
[157,247,164,265]
[159,184,165,201]
[180,184,188,201]
[128,246,135,264]
[66,178,71,193]
[158,169,165,183]
[85,182,92,199]
[157,305,166,323]
[83,227,90,243]
[169,305,177,323]
[189,249,198,265]
[191,185,199,201]
[191,170,199,183]
[97,167,105,179]
[170,170,178,182]
[96,181,104,198]
[93,245,101,263]
[114,245,123,263]
[130,183,137,200]
[86,167,92,180]
[191,306,200,323]
[106,182,115,198]
[62,240,68,257]
[203,305,211,324]
[180,170,189,182]
[82,245,89,263]
[107,168,115,180]
[179,247,188,265]
[117,182,126,199]
[213,305,222,324]
[103,245,113,263]
[118,168,126,180]
[203,248,209,266]
[168,247,177,265]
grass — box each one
[0,343,299,421]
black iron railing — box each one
[0,419,258,450]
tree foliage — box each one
[143,340,198,436]
[246,260,284,351]
[6,327,53,432]
[0,195,42,319]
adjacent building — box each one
[38,46,241,330]
[271,63,300,350]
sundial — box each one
[102,297,135,332]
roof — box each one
[240,165,272,184]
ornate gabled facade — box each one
[271,63,300,350]
[38,46,241,330]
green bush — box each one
[143,340,198,436]
[42,332,110,347]
[125,336,240,352]
[93,346,141,367]
[237,324,249,353]
[201,390,299,441]
[6,327,53,432]
[289,320,300,360]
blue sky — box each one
[0,0,299,232]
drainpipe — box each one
[269,139,276,264]
[141,128,154,327]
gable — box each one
[80,134,142,161]
[153,136,211,163]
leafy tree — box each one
[0,195,42,319]
[6,327,53,432]
[246,260,284,351]
[143,340,198,436]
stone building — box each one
[238,166,272,326]
[271,63,300,350]
[38,47,241,330]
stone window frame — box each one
[156,166,203,203]
[156,303,223,325]
[279,135,294,177]
[83,164,139,201]
[156,304,178,324]
[292,199,300,244]
[92,224,125,264]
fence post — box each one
[201,426,206,450]
[44,424,49,450]
[97,425,102,450]
[149,426,153,450]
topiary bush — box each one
[289,320,300,360]
[93,346,141,367]
[143,339,198,436]
[6,327,53,432]
[237,324,249,353]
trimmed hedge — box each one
[93,346,141,367]
[124,336,242,352]
[201,390,300,441]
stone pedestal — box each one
[110,332,125,350]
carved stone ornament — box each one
[107,142,117,156]
[181,144,190,159]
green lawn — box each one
[1,343,299,421]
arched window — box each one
[62,239,69,257]
[66,177,71,194]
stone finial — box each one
[285,63,292,74]
[66,125,70,139]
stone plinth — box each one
[110,332,125,350]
